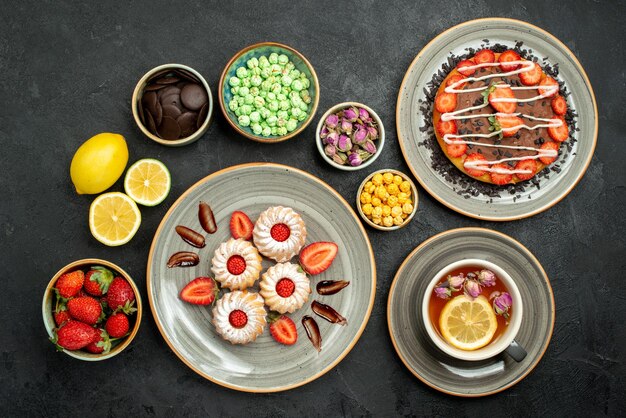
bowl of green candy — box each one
[218,42,320,143]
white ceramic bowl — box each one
[421,258,523,361]
[316,102,385,171]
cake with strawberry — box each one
[432,48,570,185]
[211,290,267,345]
[259,262,311,314]
[211,238,263,290]
[253,206,307,262]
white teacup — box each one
[422,259,525,362]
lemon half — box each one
[123,159,171,206]
[89,192,141,246]
[439,295,498,351]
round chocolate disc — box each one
[144,83,167,92]
[197,102,208,129]
[142,91,158,116]
[155,76,180,85]
[137,99,146,125]
[144,109,157,134]
[177,112,198,137]
[161,93,182,109]
[175,69,201,83]
[162,104,182,119]
[158,85,180,100]
[152,100,163,126]
[180,84,207,111]
[157,116,181,140]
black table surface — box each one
[1,0,624,416]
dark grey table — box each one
[1,1,624,416]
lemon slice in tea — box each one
[89,192,141,246]
[124,158,171,206]
[439,294,498,351]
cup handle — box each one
[505,339,527,362]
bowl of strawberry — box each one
[42,258,142,360]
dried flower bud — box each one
[324,144,337,157]
[338,134,352,152]
[492,291,513,317]
[353,126,368,145]
[448,274,465,290]
[348,152,362,167]
[463,279,481,299]
[320,126,329,139]
[363,140,377,155]
[434,286,451,299]
[325,131,339,146]
[332,151,347,165]
[343,107,358,122]
[341,118,353,133]
[478,269,496,287]
[359,107,371,123]
[325,114,339,128]
[366,125,378,140]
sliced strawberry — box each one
[539,141,560,165]
[446,142,467,158]
[179,277,218,305]
[269,315,297,345]
[519,62,543,86]
[498,50,521,71]
[67,296,102,326]
[229,211,254,240]
[299,242,338,275]
[548,117,569,142]
[446,74,467,88]
[474,49,496,64]
[496,115,524,137]
[456,59,476,76]
[435,92,457,113]
[229,310,247,328]
[538,77,559,98]
[490,164,513,185]
[488,85,517,114]
[463,153,488,177]
[551,95,568,115]
[55,270,85,299]
[514,159,538,181]
[436,119,457,137]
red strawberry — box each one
[55,270,84,299]
[519,62,543,86]
[270,223,291,242]
[463,153,488,177]
[276,278,295,298]
[488,85,517,114]
[514,160,538,181]
[54,309,72,327]
[85,329,111,354]
[496,115,524,137]
[539,141,560,165]
[226,255,246,275]
[269,315,297,345]
[548,117,569,142]
[299,242,338,275]
[230,211,254,240]
[105,312,130,338]
[474,49,495,64]
[551,95,568,115]
[446,74,466,88]
[498,50,521,71]
[67,296,102,325]
[490,164,513,185]
[435,92,457,113]
[52,321,99,351]
[229,310,248,328]
[446,142,467,158]
[538,77,559,98]
[456,59,476,76]
[106,277,136,312]
[436,119,457,137]
[179,277,218,305]
[83,266,114,297]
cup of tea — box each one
[421,259,526,362]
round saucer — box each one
[387,227,554,396]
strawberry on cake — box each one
[211,290,267,345]
[211,238,263,290]
[433,48,570,185]
[253,206,307,262]
[259,262,311,314]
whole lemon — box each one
[70,133,129,194]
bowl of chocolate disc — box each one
[132,64,213,146]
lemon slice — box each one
[124,158,171,206]
[439,295,498,351]
[89,192,141,246]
